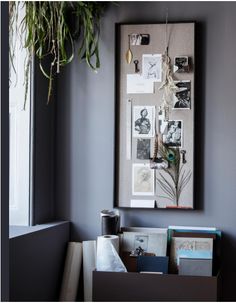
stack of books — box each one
[168,225,221,276]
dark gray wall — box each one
[1,2,9,301]
[55,2,236,300]
[10,222,70,301]
[33,59,56,224]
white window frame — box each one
[9,4,31,226]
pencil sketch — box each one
[132,163,154,195]
[142,54,162,82]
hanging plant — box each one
[9,1,108,108]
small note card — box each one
[130,200,155,208]
[127,74,154,94]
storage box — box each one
[93,271,221,302]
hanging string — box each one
[165,7,169,55]
[151,9,170,165]
[159,8,178,105]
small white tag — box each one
[130,200,155,208]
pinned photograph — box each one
[173,81,191,109]
[158,107,168,134]
[130,33,150,45]
[174,56,189,73]
[142,54,162,82]
[132,163,155,196]
[133,106,155,138]
[163,120,183,148]
[137,139,151,160]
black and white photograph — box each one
[142,54,162,82]
[133,106,155,138]
[130,33,150,45]
[137,139,151,160]
[173,56,189,73]
[158,107,168,134]
[163,120,183,148]
[173,81,191,109]
[132,163,155,195]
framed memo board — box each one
[114,22,195,209]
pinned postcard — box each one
[127,74,154,94]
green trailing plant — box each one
[9,1,108,108]
[156,140,192,206]
[9,2,18,82]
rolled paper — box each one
[83,240,97,302]
[59,242,83,302]
[96,235,127,272]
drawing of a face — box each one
[138,168,150,182]
[140,108,148,118]
[147,60,158,78]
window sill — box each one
[9,221,69,239]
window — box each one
[9,4,31,226]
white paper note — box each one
[130,199,155,208]
[126,99,132,160]
[127,74,154,94]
